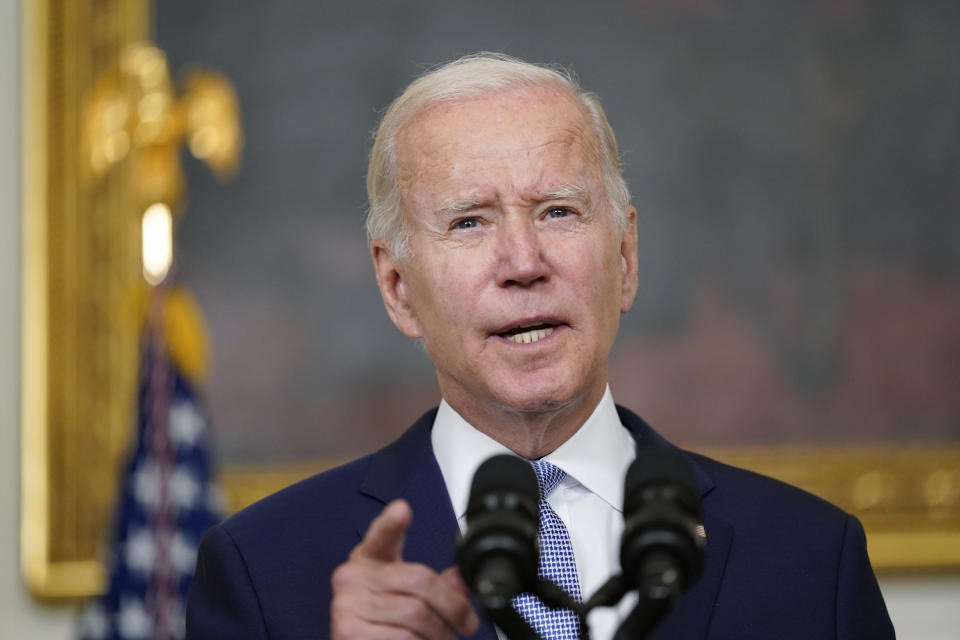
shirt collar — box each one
[431,386,636,521]
[540,386,635,512]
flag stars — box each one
[133,462,160,509]
[79,340,221,640]
[170,401,205,447]
[123,528,198,579]
[77,602,109,638]
[131,461,202,513]
[118,599,153,639]
[125,529,156,574]
[170,532,199,576]
[168,467,202,510]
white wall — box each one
[880,576,960,640]
[0,1,957,638]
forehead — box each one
[394,86,603,204]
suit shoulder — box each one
[214,409,438,548]
[679,452,892,637]
[618,405,851,525]
[687,450,850,528]
[219,454,375,544]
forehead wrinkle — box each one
[396,87,605,219]
[526,124,603,187]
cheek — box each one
[410,260,474,325]
[578,241,625,320]
[577,239,619,286]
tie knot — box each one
[530,460,566,498]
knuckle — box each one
[402,598,431,626]
[331,563,354,589]
[450,601,469,625]
[405,563,434,591]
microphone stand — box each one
[612,549,684,640]
[580,557,682,640]
[483,567,679,640]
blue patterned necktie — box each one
[513,460,582,639]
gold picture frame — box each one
[21,0,151,600]
[21,0,960,601]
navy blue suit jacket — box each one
[186,407,894,639]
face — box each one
[372,86,638,425]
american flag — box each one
[78,292,222,640]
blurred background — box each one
[3,0,959,637]
[152,0,960,461]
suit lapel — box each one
[357,409,458,569]
[653,506,733,638]
[617,406,734,639]
[357,409,500,640]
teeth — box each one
[507,327,554,344]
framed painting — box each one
[22,0,960,600]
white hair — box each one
[365,52,631,259]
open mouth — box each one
[497,322,557,344]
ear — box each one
[371,242,424,339]
[619,206,639,314]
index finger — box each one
[350,499,412,563]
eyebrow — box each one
[433,184,591,217]
[435,198,485,216]
[537,184,589,203]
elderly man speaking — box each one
[186,54,893,640]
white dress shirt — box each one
[431,386,639,640]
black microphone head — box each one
[458,454,540,609]
[621,447,704,597]
[624,447,698,515]
[466,454,539,521]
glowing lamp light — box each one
[142,202,173,286]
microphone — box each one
[615,447,704,639]
[456,454,540,610]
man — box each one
[186,53,894,639]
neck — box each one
[440,383,607,459]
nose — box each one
[495,217,549,287]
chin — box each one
[491,376,583,414]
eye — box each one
[453,217,480,230]
[545,207,572,219]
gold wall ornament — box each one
[21,0,240,600]
[83,43,242,213]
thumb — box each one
[350,499,412,562]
